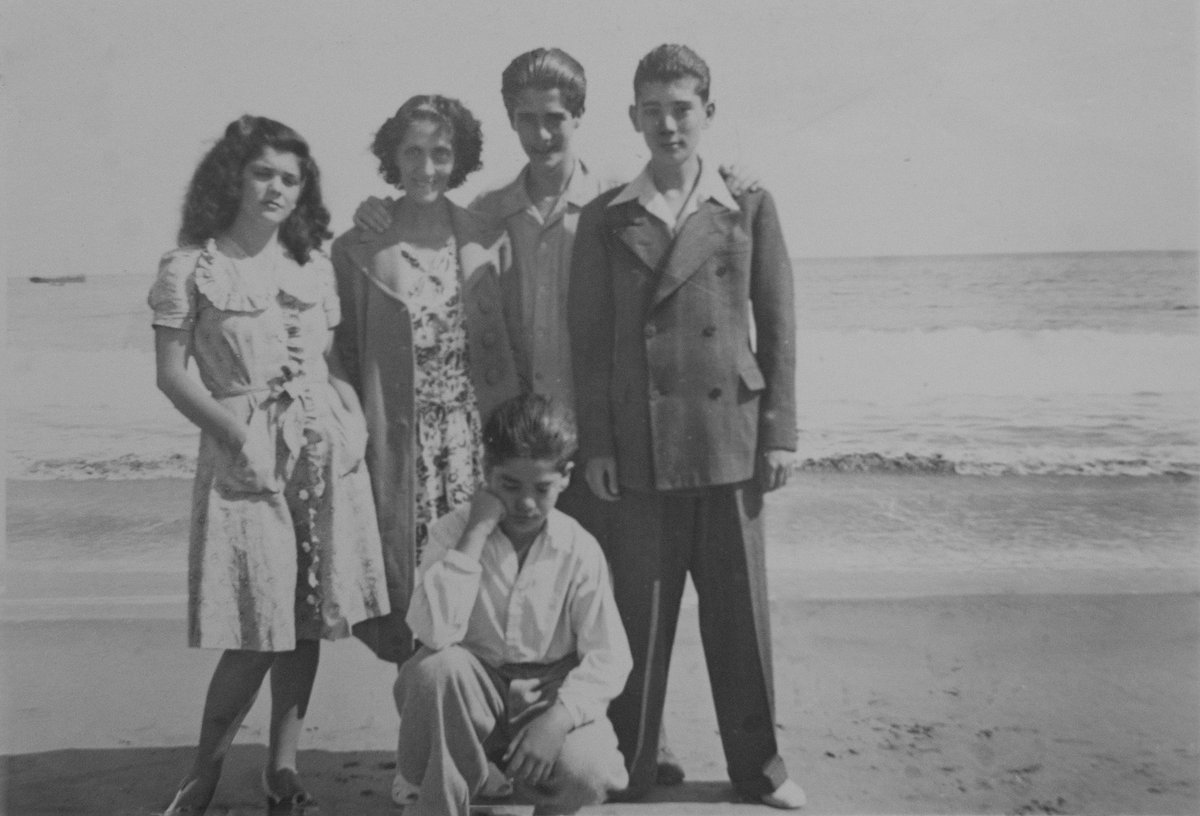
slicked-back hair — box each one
[633,43,712,103]
[371,95,483,191]
[483,393,578,473]
[178,115,331,264]
[501,47,587,119]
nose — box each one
[517,494,537,513]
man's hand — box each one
[718,162,763,196]
[352,196,395,232]
[585,456,621,501]
[504,702,573,789]
[759,448,794,492]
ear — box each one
[704,99,716,126]
[559,460,575,484]
[628,104,642,133]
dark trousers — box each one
[604,483,788,799]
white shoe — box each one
[761,778,806,809]
[478,762,514,799]
[391,772,420,807]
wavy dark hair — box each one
[501,47,587,119]
[178,115,331,263]
[370,95,483,191]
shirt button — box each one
[643,325,656,338]
[709,387,723,399]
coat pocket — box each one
[738,358,766,395]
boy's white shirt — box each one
[406,504,632,729]
[608,157,740,234]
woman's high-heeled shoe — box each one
[263,766,317,814]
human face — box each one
[486,457,572,543]
[238,147,303,227]
[393,119,455,205]
[629,77,714,168]
[510,87,580,173]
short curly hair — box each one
[371,95,483,191]
[177,115,331,264]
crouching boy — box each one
[392,393,632,815]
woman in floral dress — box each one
[331,95,520,666]
[150,116,388,814]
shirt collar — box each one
[488,508,573,553]
[608,158,740,213]
[494,158,601,219]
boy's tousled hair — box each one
[501,48,587,119]
[178,115,331,264]
[483,393,578,472]
[371,94,484,191]
[633,43,711,102]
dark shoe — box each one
[655,742,685,786]
[262,767,317,814]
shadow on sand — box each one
[5,745,750,815]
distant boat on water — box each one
[29,275,86,284]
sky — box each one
[1,0,1196,279]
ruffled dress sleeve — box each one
[147,247,203,330]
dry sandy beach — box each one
[4,475,1199,815]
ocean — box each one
[5,250,1199,603]
[8,250,1198,479]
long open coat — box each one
[331,201,521,663]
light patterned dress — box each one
[148,240,390,651]
[394,237,485,558]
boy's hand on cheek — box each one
[457,489,506,558]
[503,702,573,789]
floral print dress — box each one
[148,241,390,651]
[395,237,485,557]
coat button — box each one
[714,267,727,277]
[482,331,497,348]
[644,325,656,338]
[709,387,722,399]
[486,369,500,385]
[701,326,716,337]
[479,301,492,314]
